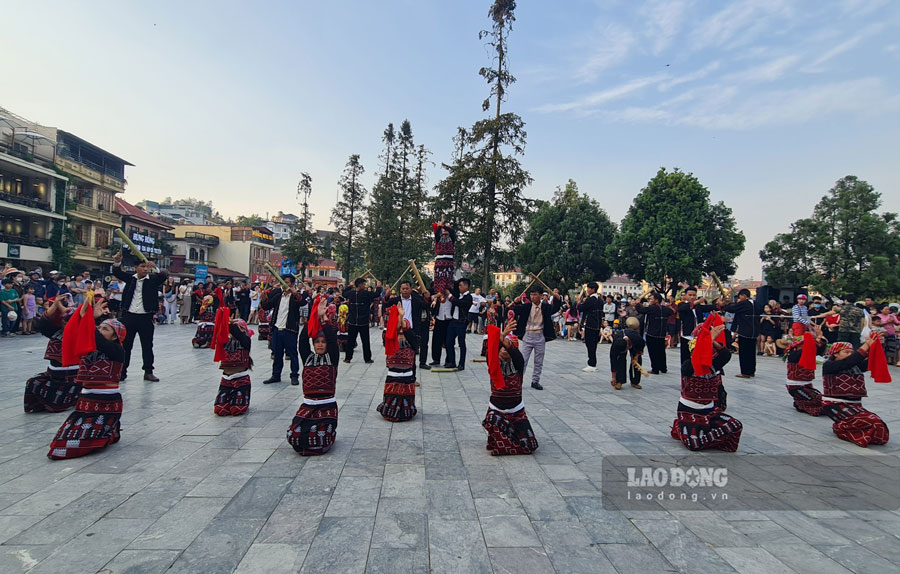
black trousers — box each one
[431,319,449,364]
[584,329,599,367]
[680,337,692,367]
[646,335,666,373]
[738,335,757,375]
[444,320,467,367]
[416,321,430,365]
[345,323,372,362]
[612,347,643,385]
[122,312,155,374]
[836,331,861,350]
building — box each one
[0,110,68,271]
[270,251,344,287]
[264,211,300,245]
[598,275,645,298]
[493,267,525,288]
[114,198,174,269]
[139,200,213,225]
[170,224,274,282]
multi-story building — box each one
[139,200,212,225]
[598,275,645,298]
[272,251,344,287]
[264,211,299,245]
[493,267,525,288]
[114,198,173,270]
[169,224,274,282]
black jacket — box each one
[577,295,602,331]
[612,328,645,354]
[637,304,674,338]
[677,301,716,337]
[446,289,473,323]
[112,264,168,314]
[723,299,761,339]
[261,287,305,332]
[342,287,375,326]
[511,297,562,341]
[384,293,429,326]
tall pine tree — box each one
[330,155,367,279]
[281,172,319,277]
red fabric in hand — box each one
[799,332,818,371]
[307,295,322,339]
[869,336,892,383]
[487,325,504,389]
[211,307,231,363]
[61,309,83,366]
[384,305,400,357]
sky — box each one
[3,0,898,279]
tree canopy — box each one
[517,179,617,289]
[609,167,744,293]
[330,154,367,278]
[760,175,900,298]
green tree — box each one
[281,173,318,276]
[364,123,406,282]
[609,167,744,293]
[761,175,900,298]
[518,179,617,290]
[50,180,78,275]
[438,0,533,291]
[235,214,264,227]
[330,155,367,278]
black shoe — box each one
[428,361,440,366]
[343,359,351,364]
[262,377,282,384]
[457,365,465,371]
[143,372,159,382]
[660,370,667,374]
[531,382,544,390]
[443,363,456,369]
[419,364,431,371]
[651,370,660,375]
[290,376,300,386]
[364,359,375,364]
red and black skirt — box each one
[47,391,122,459]
[258,322,270,341]
[192,322,215,348]
[214,372,251,416]
[482,402,539,456]
[670,402,742,452]
[786,383,823,416]
[287,399,338,456]
[821,400,889,448]
[787,361,815,382]
[24,365,81,413]
[377,347,417,422]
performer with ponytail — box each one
[211,297,254,416]
[287,296,340,455]
[482,320,539,455]
[820,335,890,447]
[783,322,827,416]
[48,295,127,459]
[670,314,743,451]
[377,303,419,421]
[24,296,81,413]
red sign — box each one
[252,273,269,284]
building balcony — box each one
[184,231,219,246]
[73,244,114,263]
[56,150,127,190]
[0,191,53,213]
[68,203,122,226]
[0,232,50,249]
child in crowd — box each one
[21,285,36,334]
[763,336,776,356]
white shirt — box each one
[250,290,260,310]
[469,294,485,314]
[128,275,151,314]
[275,293,291,330]
[436,299,453,321]
[109,281,124,301]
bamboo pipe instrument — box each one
[114,228,149,263]
[709,272,729,300]
[263,262,291,291]
[388,265,412,294]
[409,259,428,293]
[519,269,545,298]
[529,272,554,294]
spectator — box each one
[837,295,865,349]
[876,303,898,364]
[1,277,21,336]
[21,285,36,334]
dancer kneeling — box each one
[671,316,742,452]
[288,297,339,455]
[783,323,825,416]
[213,316,253,416]
[377,304,419,421]
[821,337,890,448]
[192,295,217,348]
[609,317,645,390]
[24,296,81,413]
[48,296,126,459]
[482,321,538,455]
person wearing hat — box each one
[112,251,168,382]
[1,276,21,336]
[609,316,646,390]
[43,270,61,300]
[47,296,127,459]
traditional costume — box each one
[24,307,81,413]
[48,317,126,460]
[609,321,646,390]
[670,315,742,452]
[213,318,253,416]
[257,308,271,341]
[820,341,890,447]
[376,306,419,421]
[784,324,824,416]
[432,222,456,294]
[482,327,538,455]
[336,302,348,351]
[192,295,216,348]
[287,300,339,455]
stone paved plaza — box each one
[0,325,899,574]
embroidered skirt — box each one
[47,392,122,459]
[287,400,338,456]
[822,401,889,447]
[670,403,742,452]
[786,383,823,416]
[24,366,81,413]
[377,347,417,422]
[192,322,214,348]
[214,373,251,416]
[482,404,539,455]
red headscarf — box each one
[486,325,504,389]
[384,305,400,357]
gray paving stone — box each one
[234,542,308,574]
[299,516,374,574]
[256,494,329,545]
[371,510,427,549]
[428,519,492,574]
[599,543,677,573]
[0,514,43,545]
[426,479,477,520]
[819,544,900,574]
[366,547,429,573]
[167,517,266,574]
[0,544,55,573]
[219,476,292,519]
[6,491,130,546]
[325,476,382,517]
[715,547,794,574]
[488,547,555,574]
[760,543,853,574]
[98,549,181,574]
[27,518,154,574]
[128,496,229,550]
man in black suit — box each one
[443,278,473,370]
[510,286,562,390]
[384,280,432,370]
[637,293,674,374]
[260,275,308,385]
[723,288,761,378]
[577,282,602,372]
[342,277,376,363]
[676,286,718,366]
[112,251,168,381]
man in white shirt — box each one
[107,278,125,316]
[112,251,168,382]
[467,287,486,334]
[430,296,454,366]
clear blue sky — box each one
[4,0,898,279]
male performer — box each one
[261,275,306,385]
[510,286,561,390]
[443,278,473,370]
[723,289,761,379]
[637,293,674,374]
[112,251,167,381]
[577,282,602,372]
[676,286,717,365]
[342,277,376,364]
[609,317,645,390]
[384,280,432,370]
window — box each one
[189,248,198,260]
[150,232,158,240]
[199,249,206,262]
[96,229,109,248]
[318,270,325,277]
[129,226,139,236]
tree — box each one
[330,155,367,279]
[50,180,78,275]
[609,168,745,293]
[437,0,534,291]
[281,173,318,276]
[761,176,900,298]
[518,179,617,289]
[235,214,264,227]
